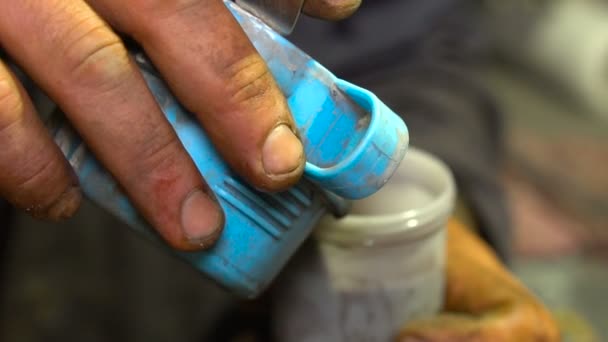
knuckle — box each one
[0,78,24,132]
[3,151,68,213]
[61,17,130,90]
[11,160,77,220]
[14,156,57,194]
[512,306,560,342]
[224,55,273,107]
[531,311,561,342]
[132,126,184,181]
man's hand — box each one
[397,220,561,342]
[0,0,360,251]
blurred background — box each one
[1,0,607,341]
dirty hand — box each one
[397,220,561,342]
[0,0,360,251]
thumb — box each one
[398,303,561,342]
[397,220,561,342]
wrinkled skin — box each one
[0,0,361,251]
[397,219,561,342]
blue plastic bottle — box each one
[43,1,409,298]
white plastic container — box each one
[272,147,456,341]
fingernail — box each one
[340,0,362,12]
[181,190,223,247]
[45,186,82,221]
[262,124,304,176]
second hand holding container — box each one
[43,1,409,298]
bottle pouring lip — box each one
[300,78,410,200]
[314,148,456,247]
[303,80,404,177]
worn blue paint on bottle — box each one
[44,1,409,298]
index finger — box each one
[89,0,306,192]
[0,0,224,251]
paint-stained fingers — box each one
[303,0,362,20]
[0,60,81,221]
[397,220,561,342]
[0,0,223,251]
[87,0,305,192]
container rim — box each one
[314,147,456,247]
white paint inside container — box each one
[316,147,455,246]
